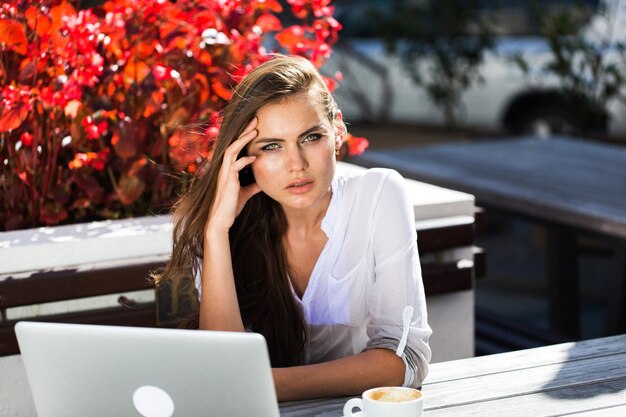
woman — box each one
[156,55,431,401]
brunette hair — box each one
[154,55,343,367]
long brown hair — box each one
[154,55,343,367]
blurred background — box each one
[324,0,626,355]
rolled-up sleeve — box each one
[363,170,432,388]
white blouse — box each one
[196,168,432,387]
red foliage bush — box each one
[0,0,368,231]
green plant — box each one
[513,1,626,134]
[376,0,496,127]
[0,0,367,231]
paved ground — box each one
[348,122,618,354]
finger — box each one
[226,126,258,159]
[232,155,256,171]
[230,117,258,149]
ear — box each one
[334,110,344,149]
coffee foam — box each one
[368,388,421,403]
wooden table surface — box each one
[280,334,626,416]
[353,136,626,239]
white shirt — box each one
[196,168,432,387]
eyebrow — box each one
[253,124,328,144]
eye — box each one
[303,133,322,143]
[261,143,280,151]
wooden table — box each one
[352,135,626,338]
[280,334,626,416]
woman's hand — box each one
[206,117,261,236]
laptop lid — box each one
[15,321,280,417]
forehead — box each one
[255,90,330,135]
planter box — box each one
[0,214,172,276]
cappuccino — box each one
[344,386,424,417]
[368,387,422,403]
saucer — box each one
[343,412,363,417]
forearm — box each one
[272,349,405,402]
[199,228,244,332]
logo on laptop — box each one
[133,385,175,417]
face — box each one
[247,89,341,214]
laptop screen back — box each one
[15,321,280,417]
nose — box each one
[286,146,308,172]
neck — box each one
[282,187,332,235]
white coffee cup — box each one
[343,386,423,417]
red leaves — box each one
[1,0,355,230]
[116,174,146,205]
[0,101,29,132]
[0,85,32,132]
[81,116,108,140]
[40,202,68,225]
[276,25,310,50]
[20,132,33,147]
[123,59,151,85]
[212,80,233,101]
[168,130,211,170]
[255,0,283,13]
[68,150,109,171]
[256,13,282,32]
[25,6,51,36]
[0,19,28,54]
[346,134,370,156]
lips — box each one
[286,178,314,194]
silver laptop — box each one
[15,321,280,417]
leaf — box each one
[72,172,103,204]
[128,157,148,177]
[168,130,209,168]
[50,1,76,34]
[276,25,307,49]
[167,35,189,51]
[346,134,369,156]
[123,59,151,85]
[116,175,146,205]
[255,13,282,32]
[64,100,81,118]
[143,90,164,118]
[165,107,190,130]
[0,102,30,132]
[25,6,51,36]
[40,201,68,225]
[71,198,91,209]
[198,51,213,67]
[212,80,233,100]
[18,58,37,83]
[111,131,137,159]
[136,40,157,58]
[194,74,210,103]
[255,0,283,12]
[0,19,28,55]
[4,212,25,231]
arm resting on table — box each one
[273,348,404,402]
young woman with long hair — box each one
[155,55,431,401]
